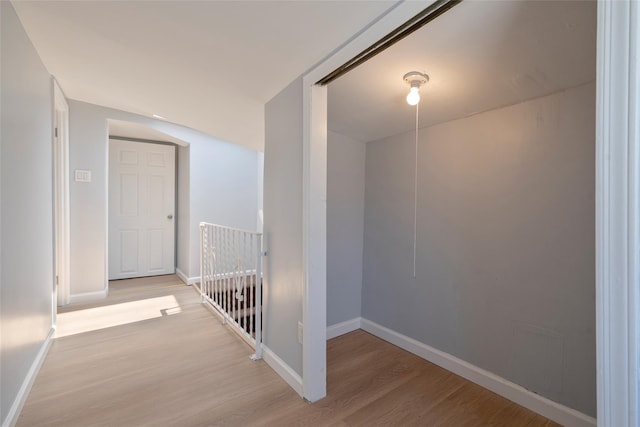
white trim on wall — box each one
[262,345,303,398]
[2,328,54,427]
[326,317,361,340]
[175,268,189,284]
[301,83,328,402]
[595,1,640,425]
[69,289,107,304]
[175,268,198,286]
[360,319,596,427]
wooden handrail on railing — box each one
[199,222,263,360]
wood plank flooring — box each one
[17,275,560,426]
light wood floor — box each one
[18,275,560,426]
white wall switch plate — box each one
[75,169,91,183]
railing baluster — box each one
[232,229,237,323]
[221,227,225,316]
[250,234,255,338]
[224,228,229,321]
[216,225,221,308]
[243,231,248,334]
[228,229,231,320]
[200,224,205,302]
[223,227,228,318]
[253,233,262,359]
[213,225,217,299]
[207,224,212,299]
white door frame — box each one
[107,138,177,280]
[301,0,640,421]
[300,0,430,402]
[595,1,640,425]
[52,79,70,308]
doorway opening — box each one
[106,120,188,287]
[319,0,597,424]
[108,138,176,281]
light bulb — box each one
[406,87,420,106]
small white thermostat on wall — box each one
[74,169,91,183]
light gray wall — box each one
[68,102,108,295]
[327,131,365,326]
[68,100,261,295]
[186,136,259,276]
[177,145,190,276]
[0,2,54,423]
[263,77,303,375]
[362,82,596,416]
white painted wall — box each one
[263,77,304,376]
[68,100,261,296]
[68,103,108,296]
[326,131,365,326]
[361,82,596,416]
[186,135,259,276]
[0,2,55,423]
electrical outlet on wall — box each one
[298,321,303,344]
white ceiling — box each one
[328,0,597,143]
[12,0,397,151]
[13,1,596,151]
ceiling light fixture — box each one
[403,71,429,106]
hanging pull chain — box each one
[413,103,419,279]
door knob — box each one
[167,214,173,220]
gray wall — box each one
[68,102,109,295]
[68,100,261,296]
[186,132,260,276]
[327,131,365,326]
[362,82,596,416]
[1,2,54,423]
[177,145,190,276]
[263,77,303,375]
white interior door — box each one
[109,139,175,280]
[53,81,70,306]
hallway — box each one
[18,275,558,426]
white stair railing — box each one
[199,222,263,360]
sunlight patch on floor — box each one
[55,295,182,338]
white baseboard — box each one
[360,318,596,427]
[69,289,107,304]
[262,345,303,398]
[175,268,199,286]
[2,328,54,427]
[327,317,362,340]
